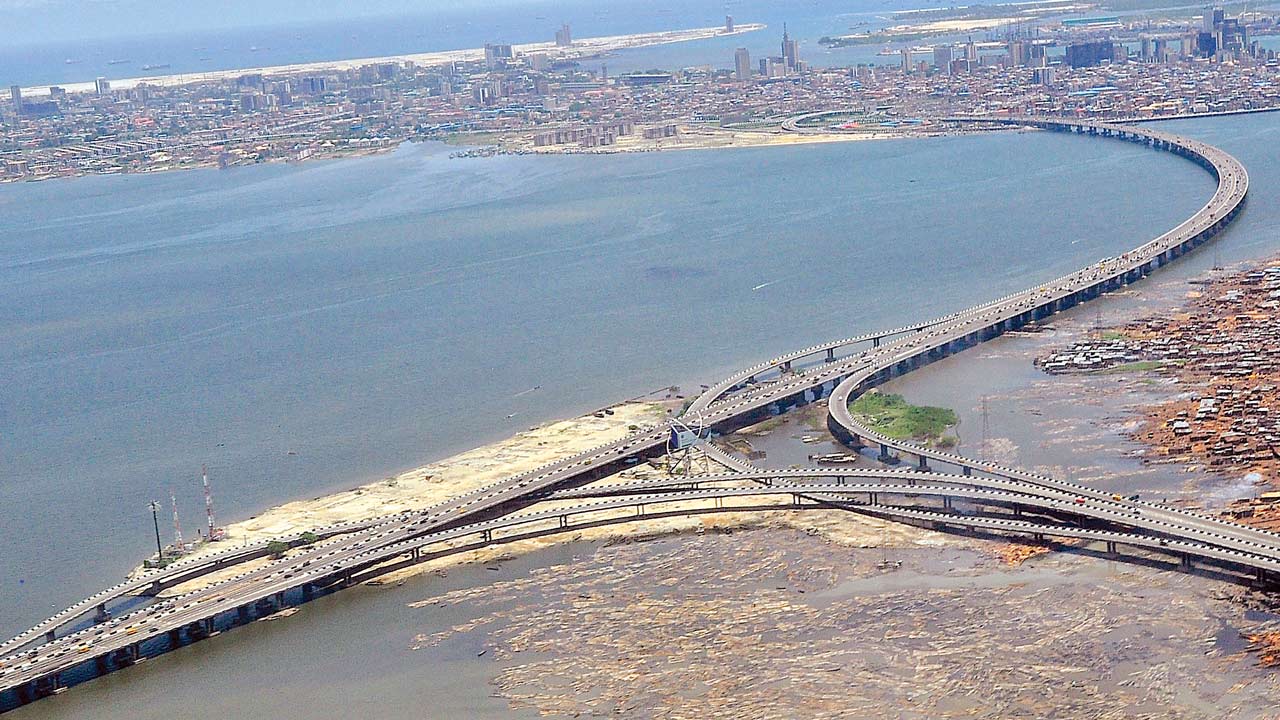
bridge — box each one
[0,116,1253,712]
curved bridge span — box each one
[0,117,1254,711]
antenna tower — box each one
[202,464,217,539]
[170,489,183,546]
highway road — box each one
[0,116,1257,710]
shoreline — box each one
[1036,255,1280,519]
[135,391,961,597]
[19,24,766,96]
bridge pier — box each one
[238,605,251,623]
[943,496,953,512]
[1105,541,1118,556]
[872,337,881,348]
[878,443,894,464]
[962,466,972,477]
[917,455,929,472]
[94,602,110,623]
[44,630,54,644]
[826,348,836,362]
[1180,553,1194,571]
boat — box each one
[142,64,171,71]
[107,59,132,65]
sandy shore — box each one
[503,125,929,156]
[22,24,766,96]
[142,392,961,596]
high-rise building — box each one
[94,77,111,95]
[759,57,786,78]
[734,48,751,81]
[8,85,21,114]
[781,25,799,70]
[725,15,734,33]
[1064,40,1114,68]
[900,48,913,73]
[965,39,978,62]
[933,45,954,74]
[529,53,549,72]
[484,43,514,69]
[1007,41,1026,67]
[1033,66,1056,85]
[555,24,572,47]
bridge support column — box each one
[1257,568,1268,584]
[204,617,215,635]
[482,529,492,543]
[44,630,55,643]
[781,361,792,373]
[1033,533,1044,543]
[1180,553,1193,571]
[1105,541,1117,556]
[869,492,878,505]
[873,337,881,348]
[95,655,109,674]
[94,602,109,623]
[826,348,836,362]
[411,547,421,561]
[559,515,568,529]
[274,591,285,608]
[168,628,182,647]
[917,455,929,472]
[943,496,953,512]
[962,466,972,477]
[1012,504,1021,517]
[878,444,893,463]
[238,605,251,623]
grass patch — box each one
[1099,360,1166,374]
[1099,330,1130,341]
[440,131,505,147]
[850,391,958,442]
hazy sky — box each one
[2,0,556,42]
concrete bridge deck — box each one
[0,116,1255,712]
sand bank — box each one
[23,24,766,96]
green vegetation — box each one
[298,531,319,545]
[1099,330,1130,341]
[1100,360,1167,374]
[266,540,290,559]
[850,391,958,443]
[440,131,504,147]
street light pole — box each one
[148,500,164,562]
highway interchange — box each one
[0,115,1261,710]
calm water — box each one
[8,112,1278,717]
[4,0,1044,89]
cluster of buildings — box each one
[2,9,1279,179]
[1042,264,1280,485]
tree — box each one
[266,540,290,559]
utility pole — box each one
[148,500,164,561]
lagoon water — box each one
[8,111,1280,717]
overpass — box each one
[0,116,1254,711]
